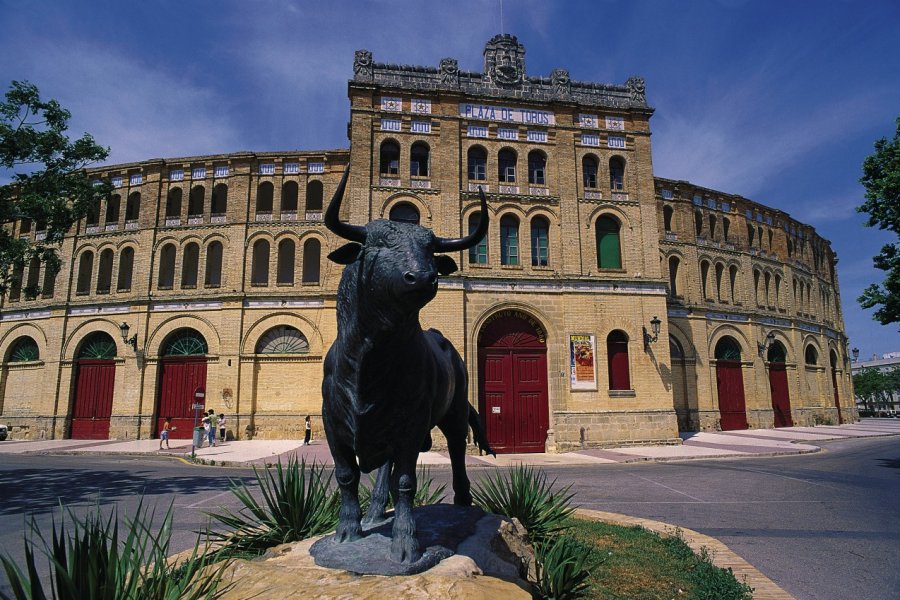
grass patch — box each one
[565,518,753,600]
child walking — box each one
[159,417,172,450]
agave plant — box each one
[0,500,224,600]
[358,464,448,514]
[532,535,592,600]
[471,464,575,544]
[205,457,340,558]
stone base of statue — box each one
[206,505,535,599]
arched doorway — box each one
[767,341,793,427]
[477,311,549,453]
[830,350,843,424]
[156,329,208,439]
[670,336,693,432]
[70,332,117,439]
[714,336,747,431]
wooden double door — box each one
[768,363,793,428]
[478,313,549,453]
[156,357,207,439]
[715,360,748,431]
[70,359,116,439]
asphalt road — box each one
[1,436,897,599]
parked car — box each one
[0,424,8,441]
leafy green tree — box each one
[858,117,900,327]
[853,366,900,412]
[0,80,111,296]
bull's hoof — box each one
[335,521,363,543]
[362,510,386,525]
[391,534,421,564]
[453,492,473,506]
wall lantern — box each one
[643,315,662,350]
[852,347,860,362]
[757,331,776,357]
[119,321,138,352]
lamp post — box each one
[757,331,776,358]
[643,316,661,350]
[852,347,860,362]
[119,322,138,351]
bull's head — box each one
[325,166,488,310]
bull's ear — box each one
[327,243,362,264]
[435,254,458,275]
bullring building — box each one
[0,36,855,451]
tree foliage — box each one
[0,80,110,296]
[858,117,900,327]
[852,366,900,412]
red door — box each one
[478,313,549,453]
[156,357,207,439]
[768,363,793,427]
[716,360,747,431]
[70,359,115,439]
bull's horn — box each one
[324,165,366,243]
[435,187,489,252]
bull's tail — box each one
[468,406,496,458]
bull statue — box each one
[321,166,494,564]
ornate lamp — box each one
[643,315,662,350]
[852,347,860,362]
[119,321,138,351]
[757,331,776,357]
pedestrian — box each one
[304,415,312,446]
[217,412,226,444]
[159,416,172,450]
[202,410,216,447]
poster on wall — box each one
[570,334,597,390]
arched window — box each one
[609,156,625,190]
[468,212,488,264]
[181,242,199,288]
[595,216,621,270]
[7,336,39,362]
[530,216,549,267]
[255,326,310,354]
[277,239,295,285]
[117,247,134,292]
[188,186,204,216]
[607,330,631,390]
[527,151,546,185]
[96,249,114,294]
[700,261,710,299]
[281,181,299,213]
[379,140,400,175]
[306,180,323,212]
[694,210,703,236]
[467,146,487,180]
[256,182,274,214]
[106,194,121,224]
[499,149,517,183]
[805,345,819,365]
[753,270,761,306]
[715,262,725,301]
[722,217,730,242]
[157,244,176,289]
[668,256,680,297]
[42,263,56,297]
[729,265,738,304]
[78,332,117,359]
[582,155,598,189]
[25,257,40,299]
[663,205,674,232]
[162,329,207,356]
[8,263,23,301]
[86,198,101,226]
[410,142,430,177]
[389,202,420,225]
[500,215,519,265]
[166,188,182,218]
[747,222,755,246]
[767,341,787,364]
[709,215,717,239]
[715,337,742,361]
[19,219,31,234]
[251,239,270,285]
[302,238,321,284]
[76,251,94,295]
[204,241,223,287]
[125,192,141,222]
[211,184,228,216]
[669,336,685,360]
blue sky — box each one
[1,0,898,358]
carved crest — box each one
[439,57,459,87]
[483,34,525,87]
[551,68,571,97]
[354,49,373,81]
[626,76,646,105]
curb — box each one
[575,508,796,600]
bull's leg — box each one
[390,455,420,563]
[446,432,472,506]
[362,461,391,524]
[332,445,363,543]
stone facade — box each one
[0,35,855,449]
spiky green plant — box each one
[471,464,575,544]
[0,501,225,600]
[532,535,592,600]
[205,457,340,558]
[358,465,447,514]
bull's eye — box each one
[384,231,400,246]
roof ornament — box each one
[439,57,459,87]
[551,68,571,98]
[483,34,525,87]
[626,76,646,106]
[353,49,373,81]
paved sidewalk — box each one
[2,419,898,467]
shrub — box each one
[0,501,224,600]
[532,535,593,600]
[471,464,575,544]
[205,457,339,558]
